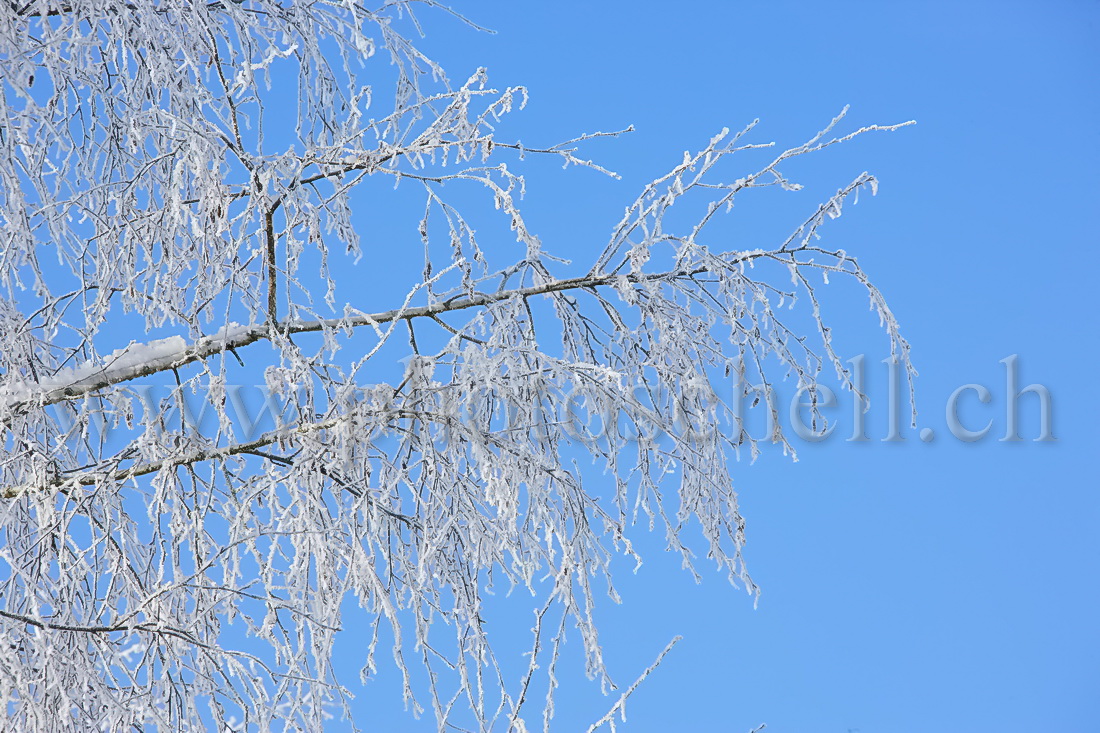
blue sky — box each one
[337,2,1098,731]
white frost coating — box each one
[0,2,915,731]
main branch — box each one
[0,257,763,417]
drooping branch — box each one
[0,0,917,725]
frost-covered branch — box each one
[586,636,682,733]
[0,259,757,415]
[0,1,913,729]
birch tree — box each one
[0,1,913,730]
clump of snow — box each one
[197,321,252,348]
[0,324,265,411]
[1,336,188,409]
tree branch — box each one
[1,256,763,416]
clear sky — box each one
[333,2,1098,731]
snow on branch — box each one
[0,1,914,730]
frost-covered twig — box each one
[586,636,683,732]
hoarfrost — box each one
[0,1,915,730]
